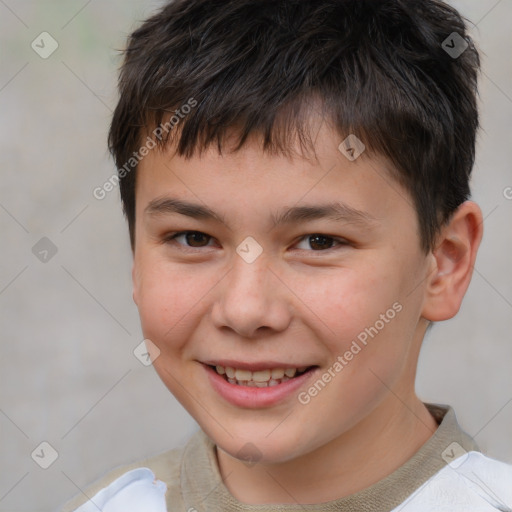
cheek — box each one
[293,266,399,345]
[293,264,414,399]
[134,258,200,349]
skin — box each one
[132,120,483,504]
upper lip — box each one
[201,360,315,371]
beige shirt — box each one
[62,403,479,512]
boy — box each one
[64,0,512,510]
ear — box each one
[422,201,483,321]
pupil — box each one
[310,234,332,250]
[187,232,208,247]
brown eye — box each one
[166,231,213,248]
[294,233,349,252]
[308,234,335,251]
[183,231,211,247]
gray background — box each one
[0,1,511,510]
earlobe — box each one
[422,201,483,322]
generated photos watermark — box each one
[298,301,403,405]
[93,97,198,200]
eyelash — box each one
[162,231,349,253]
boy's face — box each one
[132,122,433,464]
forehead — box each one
[135,122,413,231]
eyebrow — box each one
[144,197,377,228]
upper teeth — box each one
[215,365,307,382]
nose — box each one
[211,254,292,339]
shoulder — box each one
[60,441,187,512]
[394,451,512,511]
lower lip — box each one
[203,364,317,408]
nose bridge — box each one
[225,253,273,313]
[212,251,290,337]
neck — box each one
[216,396,438,504]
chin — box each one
[208,423,311,465]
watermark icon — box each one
[236,442,263,467]
[298,301,403,405]
[441,32,468,59]
[134,339,161,366]
[338,134,366,161]
[441,441,468,469]
[236,236,263,264]
[31,32,59,59]
[503,187,512,200]
[32,237,58,263]
[93,97,198,200]
[31,441,58,469]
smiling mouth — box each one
[208,364,315,387]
